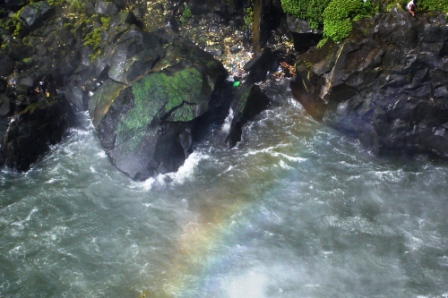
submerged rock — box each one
[89,30,227,180]
[293,12,448,157]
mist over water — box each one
[1,89,448,297]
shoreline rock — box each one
[293,11,448,157]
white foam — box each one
[278,160,292,169]
[96,150,107,158]
[137,151,208,190]
[243,146,307,163]
[221,108,234,133]
[25,207,38,221]
[218,165,234,177]
[225,271,269,298]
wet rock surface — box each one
[19,1,53,28]
[88,30,228,180]
[1,95,74,171]
[293,12,448,157]
[225,83,270,147]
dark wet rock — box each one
[0,79,7,93]
[225,83,270,147]
[19,1,53,28]
[0,96,74,171]
[286,15,322,52]
[88,30,228,180]
[2,0,27,10]
[110,10,141,29]
[84,1,96,16]
[0,94,11,118]
[291,77,325,121]
[287,16,321,35]
[293,12,448,157]
[95,1,119,16]
[9,44,33,62]
[0,55,14,77]
[244,48,276,83]
[109,0,127,9]
[257,0,284,49]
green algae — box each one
[114,67,205,152]
[18,99,58,115]
[322,0,374,42]
[280,0,331,29]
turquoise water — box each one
[1,88,448,297]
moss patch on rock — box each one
[322,0,375,42]
[280,0,331,29]
[114,67,205,151]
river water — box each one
[1,83,448,298]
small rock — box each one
[94,1,119,16]
[0,56,14,77]
[19,1,53,28]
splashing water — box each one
[1,90,448,298]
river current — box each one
[1,84,448,298]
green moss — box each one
[180,5,192,24]
[419,0,448,11]
[47,0,65,7]
[83,15,110,60]
[280,0,331,29]
[115,67,204,151]
[281,0,375,41]
[316,37,329,48]
[19,99,58,115]
[322,0,374,42]
[244,6,254,27]
[67,0,85,13]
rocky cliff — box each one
[293,11,448,157]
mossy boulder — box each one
[293,12,448,157]
[89,30,227,180]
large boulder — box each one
[293,12,448,157]
[89,30,227,180]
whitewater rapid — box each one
[1,91,448,298]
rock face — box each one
[89,29,227,180]
[293,12,448,157]
[287,15,323,52]
[18,1,53,28]
[226,83,270,147]
[1,96,74,171]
